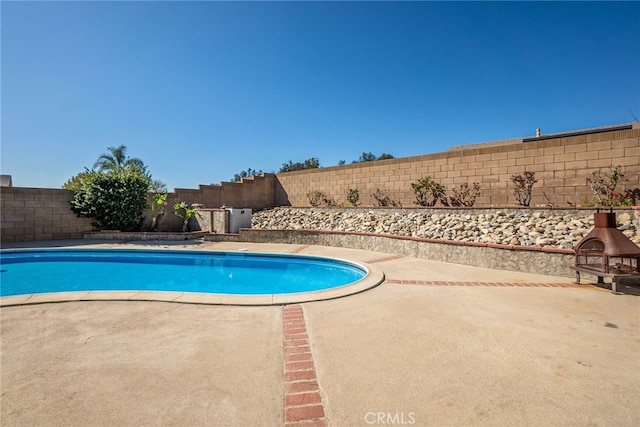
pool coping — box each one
[0,248,385,307]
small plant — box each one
[623,188,640,205]
[306,190,337,207]
[173,202,200,232]
[587,165,625,206]
[411,176,445,207]
[323,196,338,207]
[149,192,168,231]
[307,190,326,207]
[371,189,399,207]
[347,188,360,207]
[447,182,481,207]
[511,171,537,207]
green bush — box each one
[70,169,151,231]
[347,188,360,207]
[411,177,445,207]
[173,202,201,232]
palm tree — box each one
[93,145,145,173]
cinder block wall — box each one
[155,174,276,231]
[1,187,95,243]
[275,125,639,207]
[2,124,638,242]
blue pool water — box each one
[0,249,367,297]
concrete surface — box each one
[1,240,639,426]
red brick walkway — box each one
[387,279,579,287]
[282,304,327,427]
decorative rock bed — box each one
[252,207,640,250]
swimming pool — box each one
[0,248,381,305]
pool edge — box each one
[0,251,385,307]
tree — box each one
[351,152,394,163]
[232,168,263,182]
[70,168,151,231]
[63,168,95,192]
[279,157,320,173]
[357,152,377,163]
[67,146,158,231]
[93,145,145,173]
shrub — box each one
[347,188,360,207]
[371,189,399,207]
[587,165,625,206]
[148,192,168,231]
[447,182,481,207]
[70,168,151,231]
[306,190,337,207]
[411,177,445,207]
[307,190,326,207]
[511,171,537,207]
[173,202,201,232]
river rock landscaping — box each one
[252,207,640,249]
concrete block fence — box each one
[2,123,638,244]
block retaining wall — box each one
[212,229,576,278]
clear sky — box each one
[2,0,639,190]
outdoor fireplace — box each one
[573,211,640,294]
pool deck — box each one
[1,239,639,426]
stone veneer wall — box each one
[274,125,640,208]
[1,187,95,243]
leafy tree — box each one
[93,145,145,173]
[232,168,263,182]
[351,152,394,163]
[70,168,151,231]
[357,152,377,163]
[67,146,161,231]
[279,157,320,173]
[63,168,95,192]
[150,179,167,193]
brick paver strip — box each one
[387,279,580,287]
[282,304,327,427]
[290,245,310,254]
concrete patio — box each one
[1,240,639,426]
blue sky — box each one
[2,1,639,190]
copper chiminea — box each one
[573,211,640,293]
